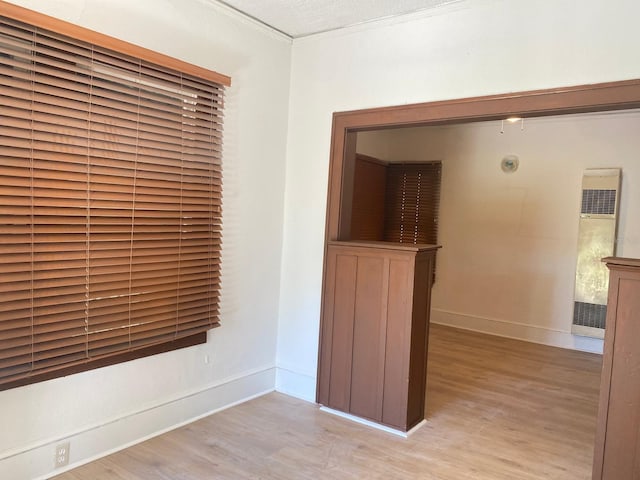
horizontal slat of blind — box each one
[0,13,223,388]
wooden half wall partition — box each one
[316,79,640,432]
[319,241,439,431]
[593,257,640,480]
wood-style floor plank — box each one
[53,325,602,480]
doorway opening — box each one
[317,79,640,475]
[319,80,640,370]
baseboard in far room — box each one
[275,364,317,403]
[1,367,276,480]
[431,309,604,354]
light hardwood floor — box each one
[54,325,603,480]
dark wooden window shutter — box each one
[0,10,225,390]
[384,162,442,245]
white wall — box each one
[3,0,640,475]
[357,112,640,350]
[0,1,291,479]
[277,0,640,401]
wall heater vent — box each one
[571,169,621,339]
[581,189,617,215]
[573,301,607,330]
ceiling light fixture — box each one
[500,116,525,134]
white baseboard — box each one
[319,407,425,438]
[431,308,604,354]
[274,309,604,410]
[1,367,276,480]
[275,365,317,403]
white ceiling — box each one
[216,0,464,38]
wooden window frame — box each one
[0,1,229,390]
[0,1,230,87]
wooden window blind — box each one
[384,162,442,245]
[0,12,224,389]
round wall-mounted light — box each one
[501,154,519,173]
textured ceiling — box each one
[216,0,464,37]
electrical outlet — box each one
[54,442,70,468]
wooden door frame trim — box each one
[326,79,640,242]
[317,78,640,402]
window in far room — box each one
[349,154,442,281]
